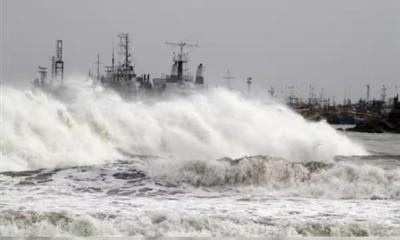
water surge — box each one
[1,77,366,171]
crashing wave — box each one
[148,155,400,199]
[1,80,366,171]
[1,154,399,200]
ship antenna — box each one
[94,54,103,83]
[223,69,235,90]
[165,41,198,81]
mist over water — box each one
[1,76,366,171]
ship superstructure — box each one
[98,33,151,97]
[33,34,205,98]
[94,34,205,97]
[152,41,205,95]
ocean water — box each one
[0,79,399,237]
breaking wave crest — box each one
[1,154,399,237]
[1,155,399,200]
[1,77,366,171]
[150,155,400,199]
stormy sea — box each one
[1,78,399,238]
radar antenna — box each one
[165,41,198,81]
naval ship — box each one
[95,33,205,98]
[32,34,205,98]
[95,33,151,97]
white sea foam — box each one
[1,77,398,238]
[0,198,398,237]
[0,76,366,171]
[146,155,400,199]
[0,156,399,237]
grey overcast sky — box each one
[1,0,399,100]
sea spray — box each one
[0,77,366,171]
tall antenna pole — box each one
[288,86,295,105]
[348,91,352,104]
[165,41,199,61]
[95,54,101,82]
[54,40,64,85]
[112,47,115,73]
[366,84,370,102]
[165,41,198,81]
[381,84,387,102]
[224,69,235,90]
[117,33,135,82]
[51,56,55,82]
[309,85,315,105]
[117,33,131,68]
[125,34,129,69]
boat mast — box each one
[165,41,198,82]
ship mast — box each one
[224,69,235,90]
[94,54,102,82]
[53,40,64,85]
[381,85,387,102]
[366,84,370,103]
[118,33,135,82]
[165,41,198,82]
